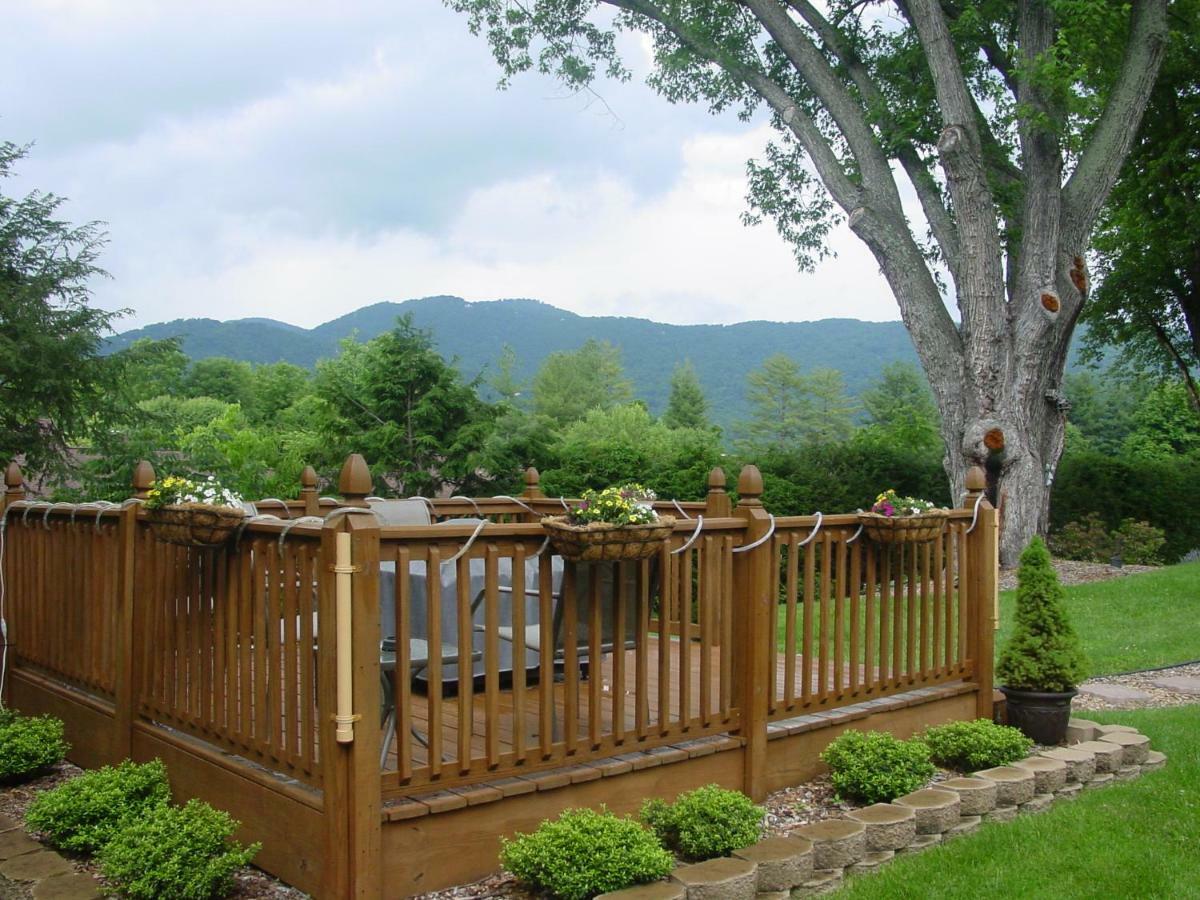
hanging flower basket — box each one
[143,475,245,548]
[857,510,949,545]
[542,515,676,562]
[858,489,949,544]
[145,503,245,548]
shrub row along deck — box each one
[0,457,998,898]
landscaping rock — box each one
[973,766,1036,806]
[0,815,17,834]
[672,857,758,900]
[1114,765,1141,783]
[894,788,961,834]
[1039,747,1097,784]
[1077,684,1151,705]
[845,850,894,876]
[1095,724,1138,735]
[944,816,981,838]
[1055,782,1082,800]
[733,837,812,892]
[1065,718,1100,743]
[793,869,843,897]
[982,806,1018,824]
[1019,793,1054,814]
[757,892,789,900]
[1084,772,1114,789]
[898,833,942,854]
[0,829,41,860]
[1071,740,1125,774]
[32,874,104,900]
[1012,757,1068,793]
[0,850,73,882]
[792,819,865,870]
[1098,731,1151,766]
[1142,750,1167,773]
[845,804,917,852]
[939,777,998,816]
[1149,675,1200,695]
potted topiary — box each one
[858,489,949,544]
[542,484,675,562]
[996,536,1088,744]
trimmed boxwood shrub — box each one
[500,807,672,900]
[0,709,68,783]
[820,730,935,804]
[96,799,260,900]
[26,759,170,853]
[640,784,763,860]
[919,719,1033,771]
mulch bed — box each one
[0,761,306,899]
[997,558,1158,592]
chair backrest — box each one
[369,499,432,526]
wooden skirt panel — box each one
[381,747,743,898]
[132,724,325,897]
[10,668,120,771]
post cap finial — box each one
[736,464,763,503]
[300,465,318,489]
[524,466,540,488]
[4,461,23,490]
[965,465,987,493]
[132,460,156,494]
[707,467,726,492]
[338,453,372,499]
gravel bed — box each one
[0,762,307,899]
[1075,661,1200,711]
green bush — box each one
[820,730,935,804]
[996,537,1089,692]
[500,807,672,900]
[919,720,1033,771]
[640,784,763,860]
[1050,512,1112,562]
[1113,519,1167,565]
[96,799,259,900]
[26,759,170,853]
[0,711,68,782]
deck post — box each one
[704,468,731,518]
[319,513,383,899]
[113,462,153,761]
[732,465,772,801]
[300,465,320,517]
[339,453,372,508]
[520,467,544,523]
[962,466,998,721]
[3,461,25,511]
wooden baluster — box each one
[426,546,443,777]
[835,532,847,697]
[511,544,527,762]
[484,546,501,767]
[849,532,861,695]
[783,533,797,711]
[801,533,815,704]
[818,532,831,700]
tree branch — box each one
[1063,0,1169,244]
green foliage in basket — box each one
[569,484,658,527]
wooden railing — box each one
[766,512,976,721]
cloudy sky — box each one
[1,0,901,331]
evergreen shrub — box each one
[919,720,1033,771]
[0,710,68,782]
[996,537,1089,692]
[96,799,259,900]
[640,784,763,860]
[820,730,935,804]
[26,759,170,853]
[500,807,672,900]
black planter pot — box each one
[999,686,1077,745]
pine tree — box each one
[996,538,1088,692]
[662,360,711,431]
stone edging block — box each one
[1012,756,1068,793]
[1071,740,1125,774]
[1098,732,1151,766]
[671,857,758,900]
[731,836,812,892]
[845,804,917,852]
[791,819,865,870]
[973,766,1036,806]
[939,777,998,816]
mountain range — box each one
[108,295,1090,431]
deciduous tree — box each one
[450,0,1170,562]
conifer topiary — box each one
[996,537,1088,692]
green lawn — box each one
[997,561,1200,675]
[836,705,1200,899]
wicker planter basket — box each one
[858,509,949,545]
[542,515,676,562]
[145,503,245,548]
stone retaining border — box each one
[598,722,1166,900]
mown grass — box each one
[837,704,1200,900]
[997,561,1200,675]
